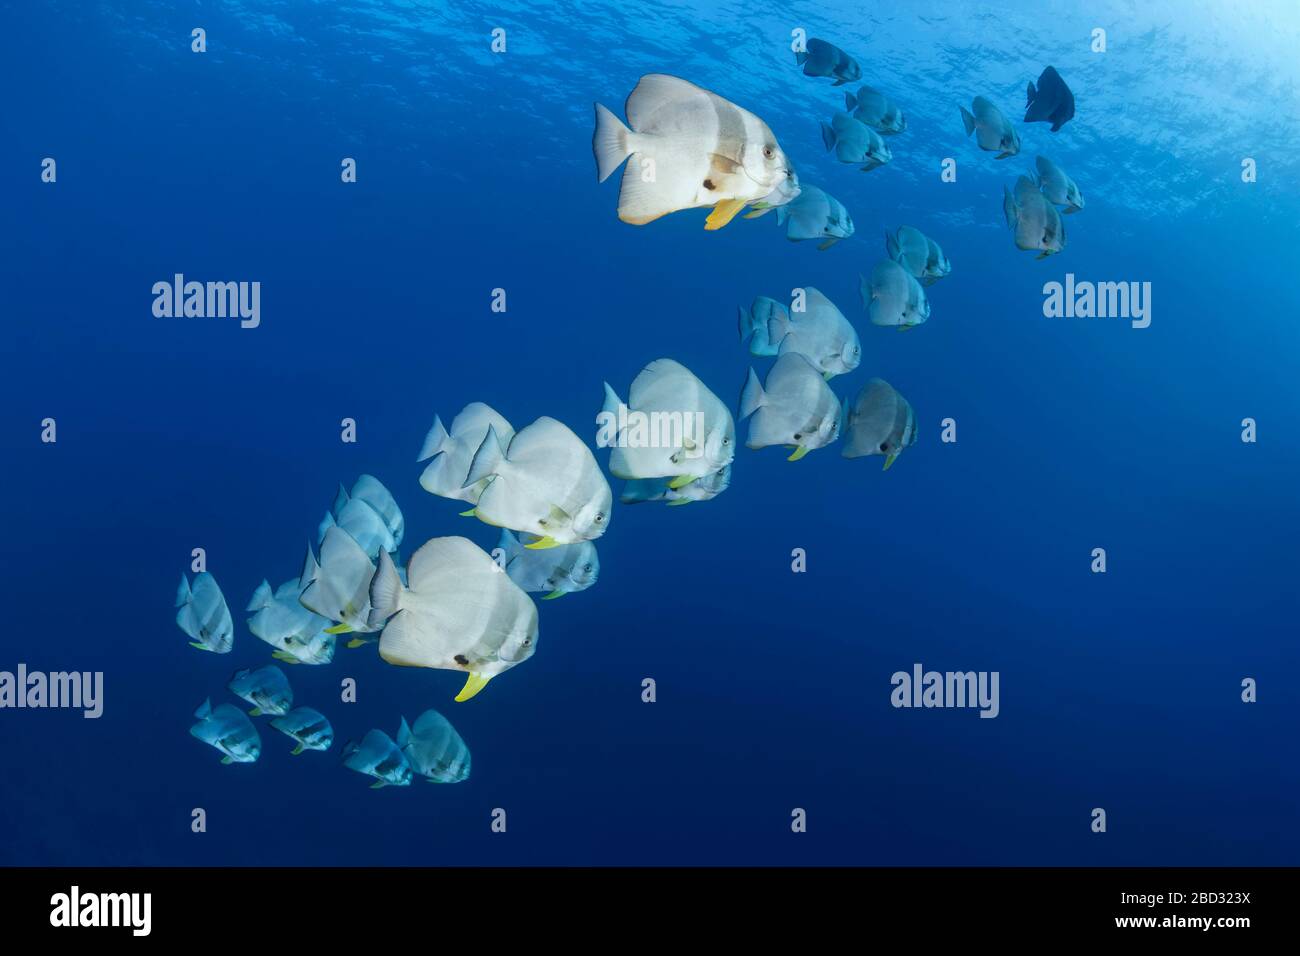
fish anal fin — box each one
[455,672,493,702]
[704,198,748,231]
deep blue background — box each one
[1,0,1296,865]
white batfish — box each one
[842,378,917,470]
[1004,175,1066,258]
[190,698,260,764]
[746,183,854,250]
[861,259,930,329]
[602,358,735,489]
[418,403,516,505]
[349,475,404,547]
[739,353,842,460]
[368,538,539,703]
[342,728,412,788]
[247,578,336,665]
[271,707,334,755]
[176,572,234,654]
[740,287,860,378]
[398,710,472,783]
[497,530,599,600]
[227,664,293,717]
[845,86,906,134]
[820,112,892,170]
[593,74,796,230]
[464,416,612,548]
[1035,155,1084,213]
[318,476,402,561]
[960,96,1020,158]
[299,527,379,637]
[621,464,732,506]
[886,226,951,285]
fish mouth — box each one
[746,165,793,190]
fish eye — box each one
[583,564,593,573]
[722,436,730,445]
[594,512,604,523]
[762,145,775,160]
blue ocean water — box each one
[2,0,1297,866]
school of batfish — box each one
[180,42,1081,788]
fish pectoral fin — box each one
[666,497,692,506]
[667,474,698,490]
[816,238,837,251]
[324,623,353,635]
[221,756,233,765]
[704,198,748,231]
[524,535,561,550]
[370,780,387,789]
[249,707,262,717]
[883,453,898,471]
[345,638,368,649]
[708,153,743,174]
[823,370,834,381]
[455,672,493,703]
[787,445,810,462]
[458,508,477,517]
[541,590,566,600]
[292,744,305,756]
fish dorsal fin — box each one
[417,415,449,463]
[397,717,411,749]
[246,579,274,613]
[625,73,708,130]
[464,424,507,489]
[738,367,767,420]
[175,574,192,608]
[298,544,320,590]
[406,536,491,592]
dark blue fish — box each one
[1025,66,1075,132]
[794,38,861,86]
